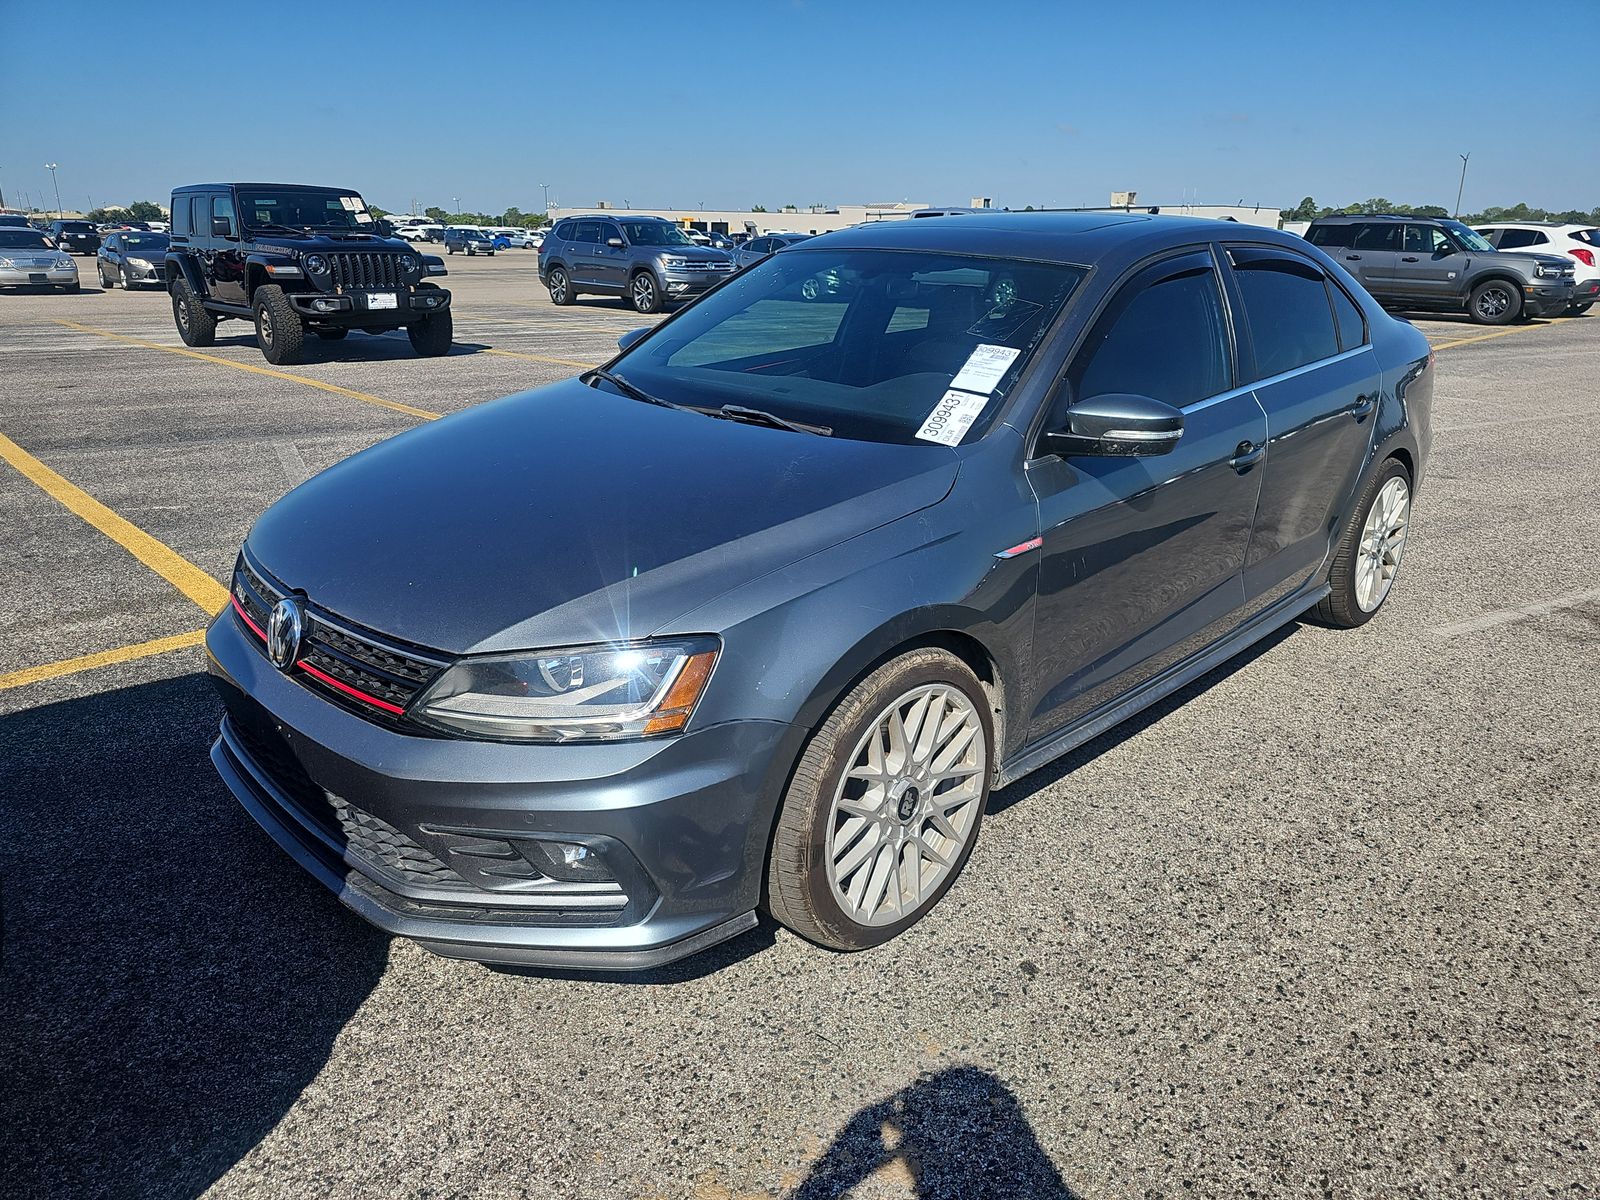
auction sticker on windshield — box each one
[949,344,1021,395]
[916,390,989,447]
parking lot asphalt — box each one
[2,253,1596,1199]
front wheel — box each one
[766,648,993,951]
[122,267,137,290]
[407,298,452,357]
[630,271,662,314]
[253,284,305,365]
[1311,458,1413,628]
[1468,279,1521,326]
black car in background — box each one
[48,220,101,255]
[1305,214,1575,325]
[97,231,170,289]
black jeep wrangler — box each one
[164,183,452,365]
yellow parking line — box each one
[0,629,206,691]
[0,431,230,614]
[1431,322,1561,352]
[52,319,441,420]
[484,348,597,369]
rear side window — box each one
[552,220,573,240]
[1230,251,1340,379]
[1352,224,1401,251]
[190,195,207,237]
[1329,281,1367,352]
[172,197,190,235]
[1307,224,1353,247]
[1074,259,1231,408]
[1495,228,1544,248]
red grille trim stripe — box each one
[297,660,408,715]
[231,594,267,640]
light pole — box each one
[45,162,62,219]
[1454,152,1470,219]
[451,196,460,217]
[540,182,551,214]
[0,165,7,210]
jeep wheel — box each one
[171,278,216,347]
[408,309,453,357]
[253,284,305,365]
[314,328,348,340]
[630,271,662,315]
[1468,279,1521,326]
[547,267,573,305]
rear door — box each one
[1342,222,1403,296]
[1025,249,1268,741]
[1400,223,1471,305]
[1224,246,1380,610]
[567,220,607,287]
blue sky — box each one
[2,0,1594,217]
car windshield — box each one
[1441,220,1495,252]
[621,222,694,246]
[0,230,51,249]
[121,234,169,250]
[612,249,1086,445]
[239,190,371,230]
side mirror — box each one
[211,217,234,238]
[616,327,649,353]
[1042,393,1183,457]
[606,237,625,248]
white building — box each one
[546,201,931,237]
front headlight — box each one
[660,256,689,269]
[55,255,75,269]
[128,257,152,270]
[412,636,719,743]
[400,254,417,272]
[304,254,329,274]
[0,257,14,268]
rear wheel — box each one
[1468,279,1521,326]
[1311,458,1413,628]
[630,271,662,314]
[766,648,993,951]
[253,284,305,365]
[547,266,573,305]
[171,277,216,346]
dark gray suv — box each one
[1306,215,1576,324]
[539,215,734,313]
[208,213,1432,970]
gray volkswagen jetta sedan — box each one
[207,213,1432,969]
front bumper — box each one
[287,286,451,324]
[660,267,735,297]
[1525,282,1577,315]
[0,264,77,286]
[204,609,793,969]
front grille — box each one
[327,252,407,291]
[227,717,471,890]
[230,553,449,726]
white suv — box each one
[1475,222,1600,315]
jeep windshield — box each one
[620,222,695,247]
[610,249,1085,446]
[239,190,370,231]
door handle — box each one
[1345,394,1377,419]
[1230,440,1266,471]
[1400,256,1419,262]
[1344,254,1361,261]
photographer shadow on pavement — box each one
[0,671,388,1199]
[791,1065,1081,1200]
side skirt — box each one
[993,582,1331,789]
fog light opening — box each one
[523,839,615,883]
[311,298,340,313]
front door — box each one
[568,219,608,289]
[208,192,247,305]
[591,220,629,291]
[1399,223,1470,307]
[1223,247,1380,610]
[1026,248,1267,743]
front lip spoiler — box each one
[210,726,760,971]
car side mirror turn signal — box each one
[1042,393,1184,458]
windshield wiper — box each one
[247,221,312,237]
[586,367,694,412]
[714,405,832,436]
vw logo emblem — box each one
[266,597,306,671]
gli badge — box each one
[266,597,306,671]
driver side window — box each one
[1403,225,1451,254]
[211,194,237,238]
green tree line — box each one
[1282,196,1600,225]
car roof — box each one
[1474,220,1592,230]
[173,182,360,193]
[1308,213,1437,223]
[806,211,1297,265]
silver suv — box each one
[539,215,734,313]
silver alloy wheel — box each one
[632,274,656,311]
[825,683,987,927]
[258,304,274,345]
[176,295,189,330]
[1477,285,1512,319]
[1355,476,1410,612]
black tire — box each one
[171,277,216,346]
[447,245,456,254]
[314,328,348,340]
[98,264,113,288]
[765,647,994,952]
[1565,302,1592,317]
[407,291,453,356]
[630,270,662,314]
[1310,457,1413,629]
[547,266,574,305]
[252,283,305,365]
[1468,278,1522,326]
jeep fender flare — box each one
[165,254,206,296]
[244,255,300,302]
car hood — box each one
[244,232,411,253]
[1486,249,1574,270]
[247,379,959,655]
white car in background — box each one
[1475,221,1600,315]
